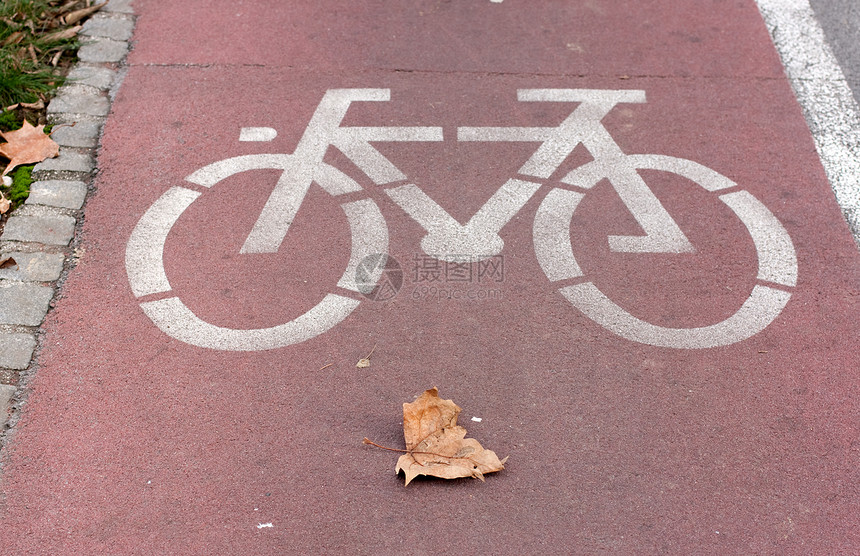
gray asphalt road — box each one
[811,0,860,106]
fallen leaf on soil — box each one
[0,192,10,214]
[20,100,45,110]
[2,31,24,46]
[43,25,82,42]
[365,387,507,486]
[0,255,17,269]
[0,120,59,176]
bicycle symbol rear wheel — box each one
[533,154,797,349]
[125,154,389,351]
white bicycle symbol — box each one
[126,88,796,351]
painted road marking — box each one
[139,294,359,351]
[385,179,542,262]
[460,89,694,254]
[239,127,277,142]
[239,90,441,254]
[558,283,792,349]
[126,186,200,297]
[126,89,798,351]
[757,0,860,243]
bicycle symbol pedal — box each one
[126,88,796,351]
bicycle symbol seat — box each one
[126,88,796,351]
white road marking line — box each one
[560,282,792,349]
[533,188,585,282]
[239,127,277,142]
[336,199,389,293]
[719,191,798,287]
[386,179,541,262]
[140,294,360,351]
[126,186,200,297]
[756,0,860,245]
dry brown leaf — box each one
[0,255,17,269]
[44,25,81,42]
[0,192,11,215]
[64,2,106,25]
[0,120,60,176]
[393,387,506,486]
[57,1,81,14]
[2,31,24,46]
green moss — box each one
[2,165,32,209]
[0,110,21,131]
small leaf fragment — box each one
[356,342,377,368]
[19,100,45,110]
[0,255,17,269]
[2,31,24,47]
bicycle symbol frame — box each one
[126,88,797,351]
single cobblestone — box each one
[81,14,135,41]
[0,252,65,282]
[1,215,77,246]
[78,37,129,63]
[47,86,110,117]
[27,180,88,210]
[65,65,117,91]
[104,0,134,14]
[0,333,37,370]
[34,152,95,174]
[0,282,53,326]
[0,384,16,428]
[51,121,101,148]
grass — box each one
[0,0,84,108]
[1,1,100,212]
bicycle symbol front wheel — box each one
[125,154,389,351]
[533,154,797,349]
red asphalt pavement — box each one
[2,1,859,553]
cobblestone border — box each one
[0,0,135,436]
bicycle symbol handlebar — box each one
[126,88,796,351]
